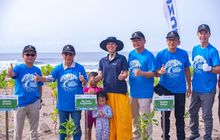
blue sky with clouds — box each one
[0,0,219,53]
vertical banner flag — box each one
[163,0,180,33]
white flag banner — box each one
[163,0,180,33]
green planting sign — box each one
[75,95,97,110]
[0,95,18,111]
[154,96,174,111]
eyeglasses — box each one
[63,52,73,56]
[24,53,36,57]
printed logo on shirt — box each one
[193,55,206,74]
[165,59,182,78]
[129,60,141,78]
[60,73,78,92]
[21,73,38,92]
[112,62,117,65]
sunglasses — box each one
[63,52,74,56]
[24,53,36,57]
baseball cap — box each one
[23,45,37,54]
[62,45,75,54]
[198,24,210,32]
[130,31,145,40]
[166,31,180,39]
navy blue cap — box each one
[198,24,210,32]
[23,45,37,54]
[62,45,75,54]
[166,31,180,39]
[130,31,145,40]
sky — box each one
[0,0,219,53]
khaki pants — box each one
[130,97,152,140]
[14,99,40,140]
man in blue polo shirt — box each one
[189,24,220,140]
[35,45,87,140]
[8,45,43,140]
[155,31,191,140]
[128,31,156,140]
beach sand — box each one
[0,86,219,140]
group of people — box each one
[7,24,220,140]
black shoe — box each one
[161,134,170,140]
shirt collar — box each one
[63,62,75,70]
[105,53,119,62]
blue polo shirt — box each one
[99,53,128,94]
[50,62,88,111]
[13,63,44,107]
[128,49,156,98]
[192,44,220,93]
[156,48,191,93]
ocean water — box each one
[0,52,129,72]
[0,51,192,72]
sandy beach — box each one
[0,86,219,140]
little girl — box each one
[92,92,112,140]
[83,72,103,140]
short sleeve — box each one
[184,51,191,68]
[192,46,196,61]
[80,66,88,82]
[155,52,162,70]
[147,53,156,72]
[121,55,128,71]
[36,68,44,86]
[50,65,59,81]
[13,65,20,79]
[211,49,220,66]
[98,59,103,72]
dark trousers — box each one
[58,110,82,140]
[161,93,186,140]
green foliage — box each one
[41,64,59,132]
[0,70,8,89]
[47,81,58,104]
[48,82,57,90]
[40,64,57,99]
[7,78,15,88]
[50,108,58,123]
[184,108,189,119]
[97,80,103,87]
[41,64,54,76]
[189,66,194,77]
[139,111,159,140]
[154,77,159,86]
[50,108,58,133]
[40,64,57,98]
[51,88,58,101]
[59,117,77,140]
[184,111,189,119]
[0,70,15,95]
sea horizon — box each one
[0,51,192,72]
